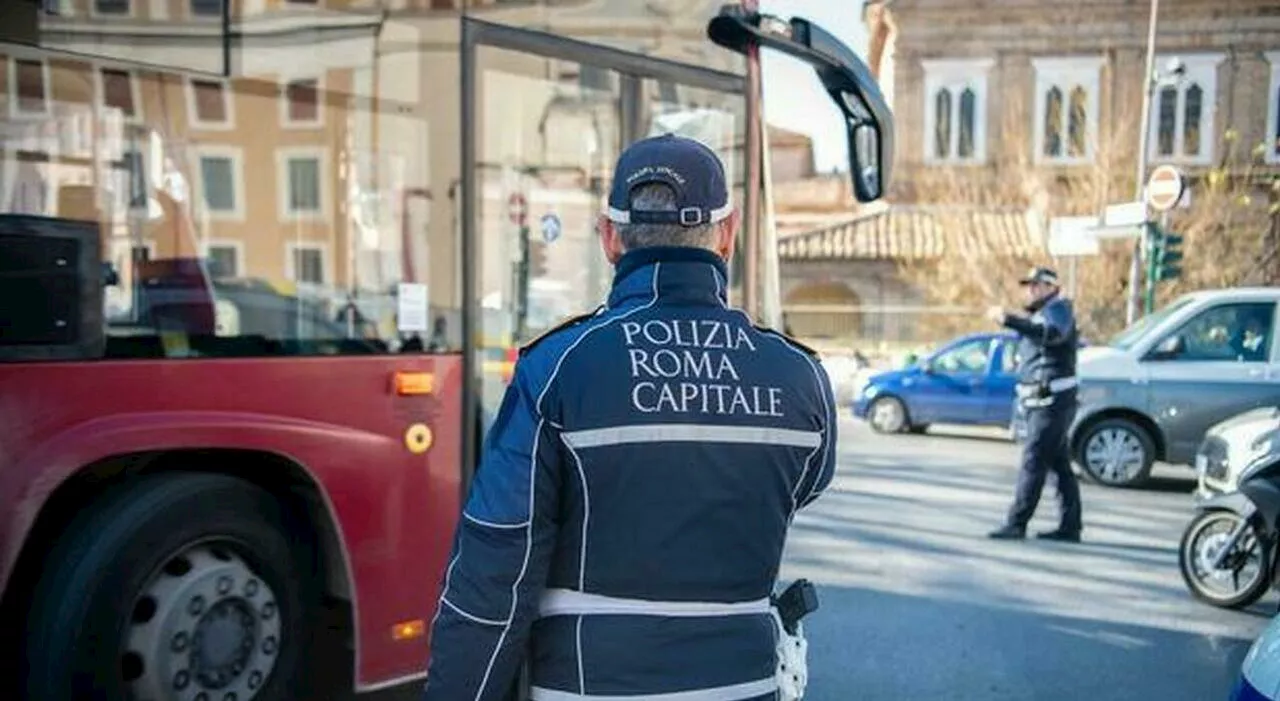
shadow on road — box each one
[890,426,1013,444]
[799,584,1253,701]
[1131,475,1199,494]
[783,421,1270,700]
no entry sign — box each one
[1145,165,1185,212]
[508,193,528,226]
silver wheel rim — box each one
[1184,514,1265,601]
[123,544,282,701]
[871,399,903,432]
[1083,428,1146,483]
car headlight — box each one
[1196,436,1231,482]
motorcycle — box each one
[1178,411,1280,609]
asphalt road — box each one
[350,418,1270,701]
[781,418,1270,701]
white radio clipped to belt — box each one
[771,579,819,701]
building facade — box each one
[866,0,1280,200]
[776,0,1280,352]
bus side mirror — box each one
[707,6,894,203]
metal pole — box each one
[741,0,761,320]
[1126,0,1160,326]
[460,18,479,495]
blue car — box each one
[1233,612,1280,699]
[852,332,1021,434]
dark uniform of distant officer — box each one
[986,266,1083,542]
[422,133,838,701]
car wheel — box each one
[1178,510,1271,609]
[868,396,909,434]
[1076,417,1156,487]
[22,472,320,701]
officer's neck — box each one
[608,246,729,308]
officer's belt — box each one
[531,677,779,701]
[539,588,772,618]
[1015,376,1078,397]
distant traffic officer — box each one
[986,266,1083,542]
[422,133,838,700]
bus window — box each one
[0,51,455,360]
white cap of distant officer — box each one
[985,266,1060,325]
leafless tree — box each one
[893,86,1276,342]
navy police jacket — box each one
[422,246,838,701]
[1002,293,1078,386]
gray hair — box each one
[615,183,718,251]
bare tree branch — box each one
[893,88,1277,342]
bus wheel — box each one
[23,472,317,701]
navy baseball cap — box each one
[1019,266,1060,286]
[607,133,731,228]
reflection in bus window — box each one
[0,50,458,359]
[644,79,746,291]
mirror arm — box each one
[707,6,894,202]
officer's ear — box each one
[597,214,625,264]
[714,207,740,261]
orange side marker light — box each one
[395,371,435,396]
[392,619,426,641]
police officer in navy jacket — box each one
[986,266,1083,542]
[422,133,838,701]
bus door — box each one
[461,18,748,478]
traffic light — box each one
[1154,230,1184,282]
[1143,223,1185,314]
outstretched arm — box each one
[1001,301,1073,347]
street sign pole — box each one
[1139,165,1185,317]
[1127,0,1161,326]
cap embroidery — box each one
[625,165,687,186]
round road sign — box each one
[540,213,562,243]
[507,193,528,226]
[1145,165,1185,212]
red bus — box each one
[0,3,888,700]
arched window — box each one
[958,88,976,158]
[1183,83,1203,157]
[1146,55,1223,163]
[1043,86,1063,157]
[1157,85,1178,157]
[1067,85,1088,157]
[922,58,992,164]
[1034,57,1103,163]
[934,88,953,159]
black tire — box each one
[1074,417,1156,488]
[868,396,909,434]
[1178,510,1271,609]
[22,472,320,701]
[907,423,930,435]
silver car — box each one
[1070,288,1280,488]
